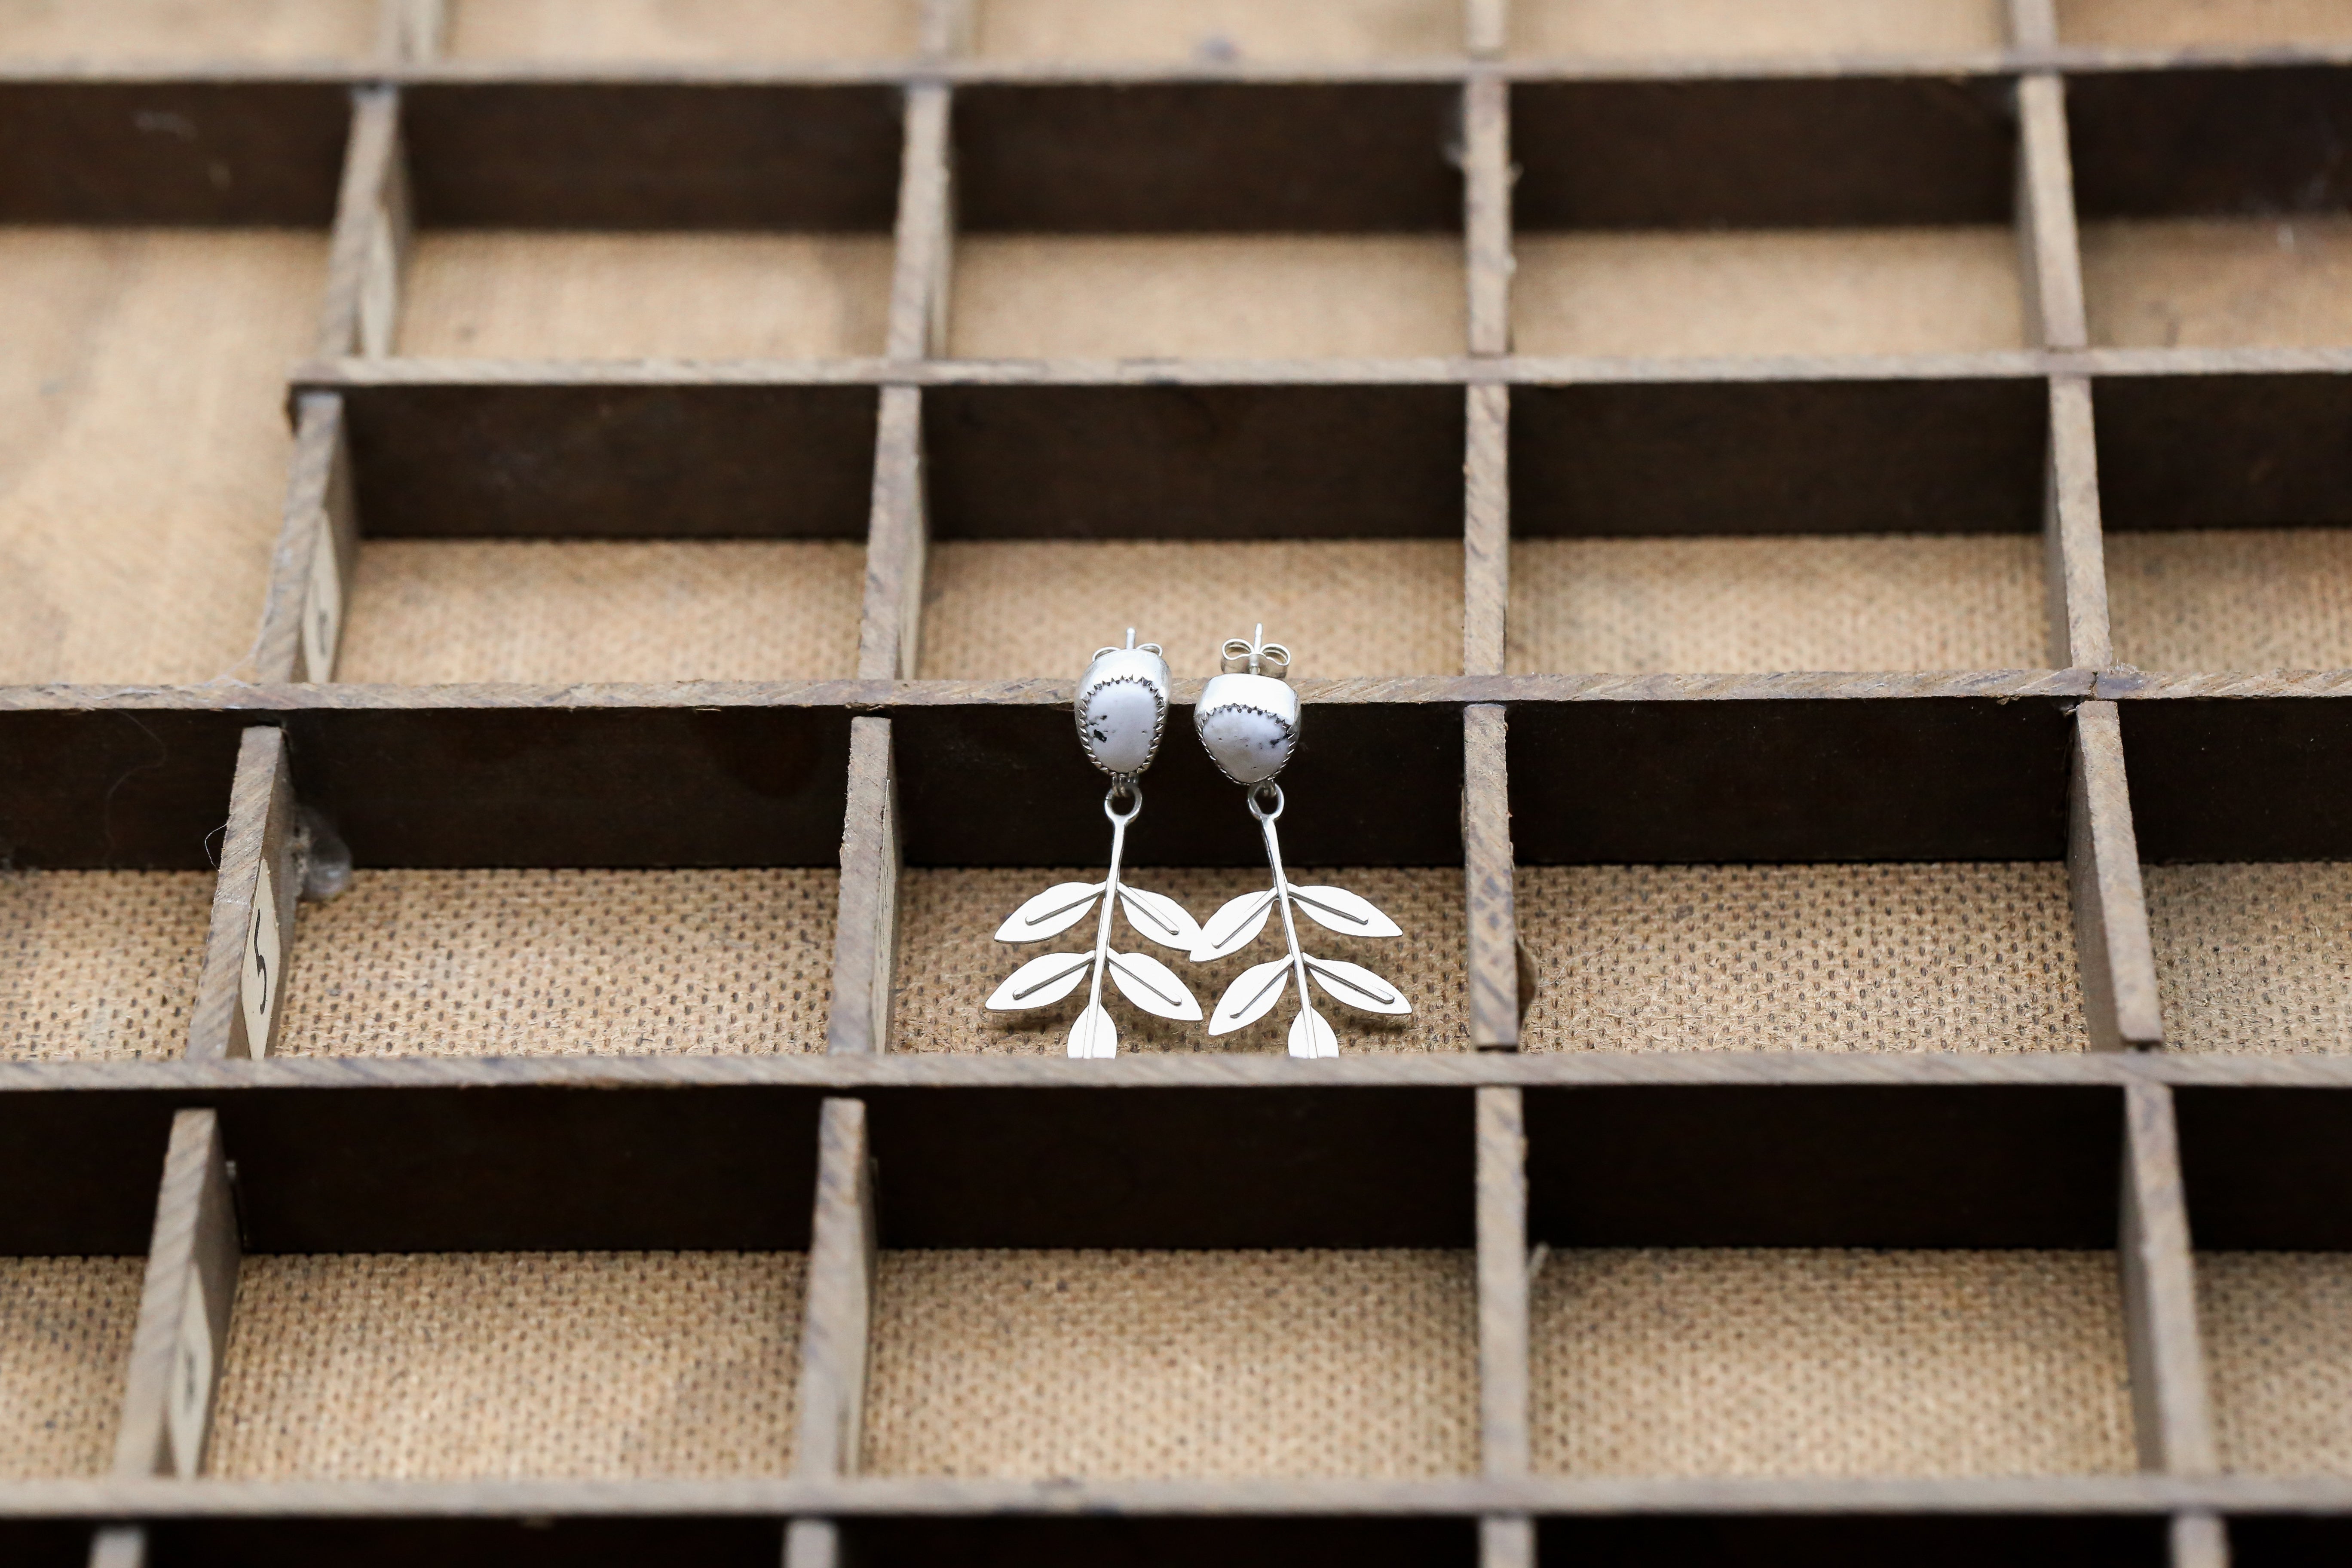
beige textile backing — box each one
[1518,864,2092,1054]
[2201,1252,2352,1475]
[447,0,921,61]
[0,0,371,59]
[1510,0,2006,57]
[1513,230,2027,359]
[0,1257,142,1479]
[399,234,894,361]
[1,871,213,1062]
[1530,1249,2137,1476]
[0,230,322,686]
[208,1253,805,1479]
[1510,536,2048,675]
[864,1250,1477,1478]
[337,540,865,685]
[2146,864,2352,1054]
[894,867,1467,1053]
[919,541,1464,681]
[2083,218,2352,350]
[275,869,838,1057]
[2057,0,2352,46]
[949,238,1467,360]
[2108,530,2352,672]
[975,0,1460,61]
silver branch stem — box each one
[1084,789,1135,1023]
[1255,802,1318,1031]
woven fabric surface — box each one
[2145,863,2352,1054]
[2082,217,2352,349]
[893,867,1467,1054]
[864,1250,1477,1478]
[2107,530,2352,672]
[1530,1248,2136,1476]
[1515,229,2025,358]
[335,540,865,685]
[919,541,1463,680]
[0,1257,142,1479]
[1510,0,2003,56]
[1518,863,2090,1054]
[0,229,322,685]
[1509,536,2048,675]
[2056,0,2352,46]
[976,0,1458,60]
[0,0,371,58]
[399,233,894,360]
[2200,1251,2352,1474]
[275,869,837,1057]
[447,0,919,60]
[1,870,212,1061]
[208,1252,805,1479]
[950,237,1465,359]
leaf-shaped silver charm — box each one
[1067,1000,1117,1059]
[1290,884,1403,940]
[1107,950,1203,1022]
[1191,888,1276,963]
[994,880,1106,944]
[1118,884,1203,952]
[1209,956,1293,1036]
[985,952,1093,1011]
[1305,955,1412,1016]
[1288,1008,1339,1059]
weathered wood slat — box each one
[1476,1087,1529,1476]
[858,388,930,681]
[2067,702,2162,1053]
[1463,386,1509,678]
[314,87,410,361]
[1464,77,1511,358]
[1463,706,1517,1048]
[110,1111,241,1478]
[794,1099,879,1476]
[185,728,301,1063]
[2043,375,2112,670]
[253,392,358,685]
[2120,1081,2218,1475]
[828,719,904,1055]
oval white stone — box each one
[1197,704,1296,784]
[1079,680,1163,775]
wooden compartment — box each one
[2083,217,2352,351]
[0,871,214,1062]
[0,1257,142,1478]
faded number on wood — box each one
[239,860,281,1058]
[167,1281,212,1476]
[299,521,343,683]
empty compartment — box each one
[2083,217,2352,349]
[0,1256,142,1478]
[1,870,213,1061]
[0,0,372,59]
[893,866,1466,1054]
[1518,863,2090,1053]
[206,1251,805,1477]
[274,868,839,1057]
[446,0,919,61]
[2057,0,2352,46]
[1531,1247,2134,1474]
[862,1248,1476,1476]
[0,229,325,684]
[2108,530,2352,671]
[2145,863,2352,1054]
[2199,1251,2352,1473]
[336,539,867,683]
[1510,0,2006,59]
[973,0,1461,63]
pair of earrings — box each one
[986,628,1412,1059]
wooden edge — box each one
[857,386,929,681]
[1463,385,1509,679]
[887,84,956,363]
[314,86,410,361]
[1462,704,1517,1049]
[186,728,299,1063]
[1464,75,1511,358]
[2068,701,2162,1053]
[2120,1079,2219,1477]
[918,0,973,61]
[793,1098,879,1477]
[784,1518,842,1568]
[375,0,447,62]
[1482,1515,1534,1568]
[827,718,904,1056]
[2014,73,2087,352]
[2043,375,2112,672]
[87,1526,143,1568]
[254,393,357,686]
[110,1110,241,1479]
[2171,1512,2229,1568]
[1476,1085,1530,1479]
[1466,0,1508,60]
[2005,0,2059,52]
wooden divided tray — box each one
[5,0,2352,1564]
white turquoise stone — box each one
[1195,672,1300,785]
[1075,645,1171,776]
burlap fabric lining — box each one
[1,871,212,1061]
[2059,1,2352,50]
[0,230,322,686]
[2083,217,2352,350]
[2107,530,2352,673]
[447,0,919,61]
[950,237,1465,359]
[0,0,371,59]
[336,540,864,684]
[863,1250,1476,1478]
[208,1252,805,1479]
[0,1257,142,1479]
[893,867,1467,1054]
[1515,229,2025,358]
[975,0,1458,61]
[2199,1252,2352,1474]
[1530,1248,2136,1476]
[275,869,837,1057]
[399,233,893,360]
[1510,536,2047,675]
[1511,0,2004,57]
[919,541,1463,681]
[1518,864,2090,1054]
[2145,863,2352,1054]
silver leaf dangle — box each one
[985,631,1204,1058]
[1192,627,1412,1057]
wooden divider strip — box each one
[887,85,956,365]
[2068,701,2161,1053]
[2015,73,2087,354]
[1477,1085,1533,1568]
[86,1526,143,1568]
[1464,705,1519,1049]
[1463,386,1510,680]
[2120,1080,2218,1476]
[2044,375,2113,672]
[186,728,302,1063]
[254,394,358,686]
[1465,76,1511,359]
[111,1110,242,1478]
[786,1099,880,1568]
[2171,1513,2230,1568]
[858,387,930,683]
[827,718,904,1057]
[315,86,411,362]
[1467,0,1509,60]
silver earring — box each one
[1191,627,1413,1058]
[986,631,1205,1058]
